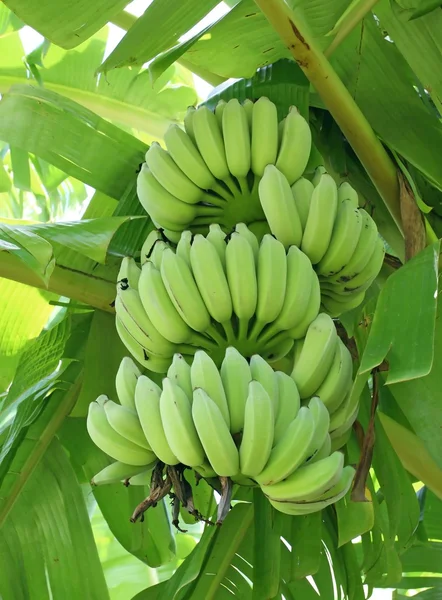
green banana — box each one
[287,275,321,339]
[103,398,152,450]
[338,181,359,208]
[184,106,196,143]
[192,106,230,181]
[306,396,330,458]
[275,106,312,184]
[250,354,278,413]
[243,98,254,128]
[192,388,239,477]
[91,461,151,486]
[251,96,278,177]
[206,223,227,270]
[220,346,252,435]
[235,223,259,263]
[115,316,172,373]
[128,470,153,486]
[315,339,353,413]
[115,356,141,410]
[191,350,230,427]
[135,375,179,465]
[176,230,192,267]
[140,230,164,265]
[239,381,274,477]
[167,353,192,400]
[291,177,314,230]
[118,256,141,290]
[149,240,169,270]
[273,371,300,444]
[222,98,251,184]
[215,99,226,128]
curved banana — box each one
[91,461,151,486]
[301,173,338,264]
[222,98,251,182]
[115,288,176,356]
[250,354,278,413]
[315,339,353,413]
[275,106,312,185]
[254,406,315,485]
[115,317,172,373]
[145,142,202,204]
[251,96,278,177]
[243,98,254,128]
[317,201,363,277]
[192,106,230,181]
[338,181,359,208]
[160,248,211,333]
[128,470,153,486]
[306,396,330,459]
[274,371,300,444]
[176,230,192,267]
[118,256,141,290]
[190,234,233,325]
[87,401,155,466]
[239,381,274,477]
[252,234,287,339]
[103,399,152,450]
[164,124,215,191]
[286,275,321,339]
[184,106,196,142]
[138,261,191,344]
[321,290,366,317]
[291,177,314,230]
[263,335,294,363]
[291,313,339,399]
[261,451,344,502]
[304,433,332,466]
[191,350,230,427]
[160,378,205,467]
[226,231,257,339]
[137,164,196,230]
[149,240,169,270]
[215,99,226,128]
[259,164,303,249]
[140,230,165,265]
[167,353,192,401]
[220,346,252,434]
[235,223,259,262]
[135,375,179,465]
[337,235,385,293]
[206,223,227,270]
[192,388,239,477]
[115,356,141,410]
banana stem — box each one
[238,176,251,196]
[253,0,403,235]
[237,318,250,342]
[201,192,227,209]
[248,318,265,343]
[0,251,116,313]
[223,174,241,197]
[221,320,236,344]
[212,181,234,202]
[206,323,227,346]
[189,332,218,351]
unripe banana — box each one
[160,378,205,467]
[145,142,202,204]
[191,350,230,427]
[135,375,179,465]
[128,470,153,486]
[251,96,278,177]
[317,201,363,277]
[253,234,287,337]
[291,313,338,399]
[243,98,254,128]
[261,451,344,502]
[176,230,192,267]
[239,381,274,477]
[291,177,314,230]
[192,106,230,181]
[137,164,196,230]
[273,371,300,444]
[337,235,385,293]
[167,353,192,400]
[254,406,315,485]
[164,124,215,190]
[87,401,155,466]
[259,164,302,249]
[304,433,332,466]
[250,354,278,413]
[215,99,226,128]
[192,388,239,477]
[190,234,233,325]
[140,230,164,265]
[206,223,227,270]
[315,339,353,413]
[275,106,312,184]
[160,248,211,333]
[220,346,252,434]
[91,461,151,486]
[321,290,366,317]
[118,256,141,290]
[338,181,359,208]
[115,356,141,410]
[115,317,172,373]
[235,223,259,262]
[138,261,191,344]
[103,399,152,450]
[287,275,321,339]
[184,106,196,142]
[301,173,338,264]
[149,240,169,270]
[306,396,330,459]
[226,232,257,339]
[222,98,251,180]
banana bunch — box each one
[115,225,321,373]
[137,98,311,240]
[89,350,355,517]
[259,166,386,316]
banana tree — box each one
[0,0,441,599]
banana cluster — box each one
[88,349,356,516]
[115,224,321,373]
[137,98,311,240]
[259,165,385,316]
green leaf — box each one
[286,512,322,580]
[359,242,440,382]
[0,439,109,599]
[99,0,220,73]
[0,85,147,200]
[335,492,375,547]
[2,0,128,48]
[9,146,30,191]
